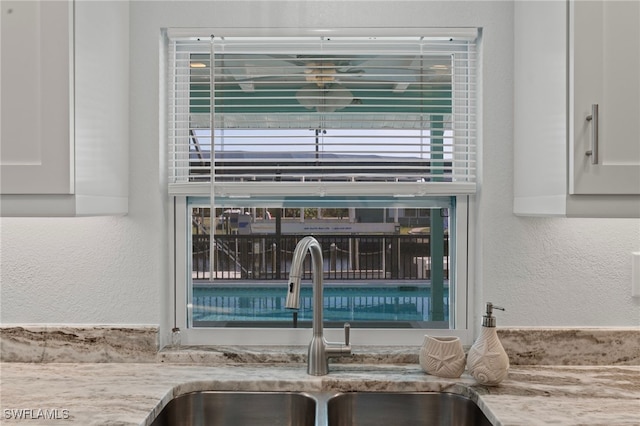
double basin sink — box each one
[150,390,492,426]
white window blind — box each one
[168,33,477,198]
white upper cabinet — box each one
[570,0,640,196]
[514,0,640,217]
[1,1,73,196]
[0,1,129,216]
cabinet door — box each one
[0,1,73,194]
[570,0,640,195]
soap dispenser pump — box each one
[466,302,509,385]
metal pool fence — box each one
[192,234,449,281]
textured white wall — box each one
[1,1,638,330]
[0,215,161,324]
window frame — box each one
[169,194,474,346]
[164,26,478,346]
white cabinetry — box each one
[0,0,129,216]
[514,0,640,217]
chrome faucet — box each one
[285,236,352,375]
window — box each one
[166,28,477,345]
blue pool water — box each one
[192,282,449,325]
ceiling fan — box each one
[219,54,450,112]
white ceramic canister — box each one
[419,335,466,378]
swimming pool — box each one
[191,281,449,327]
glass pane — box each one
[189,199,452,329]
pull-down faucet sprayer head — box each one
[285,236,314,310]
[285,274,302,309]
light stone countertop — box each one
[1,328,639,425]
[0,362,638,426]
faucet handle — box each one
[344,323,351,346]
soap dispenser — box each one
[466,302,509,385]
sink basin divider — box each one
[308,391,335,426]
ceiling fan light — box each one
[296,84,354,112]
[327,87,354,107]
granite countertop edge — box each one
[0,362,638,426]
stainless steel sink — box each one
[149,391,492,426]
[326,392,492,426]
[150,391,316,426]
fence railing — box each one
[192,234,449,281]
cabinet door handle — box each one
[585,104,599,164]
